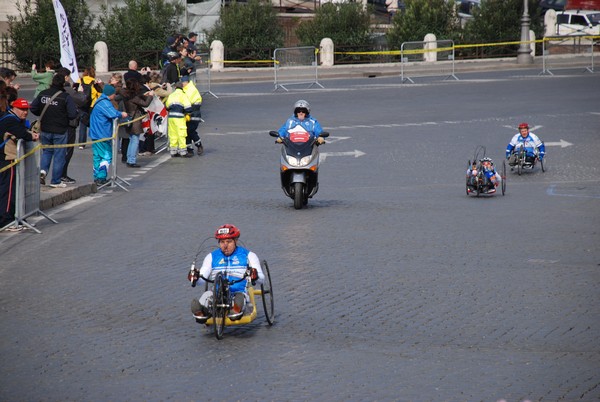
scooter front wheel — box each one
[293,182,304,210]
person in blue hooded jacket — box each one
[88,84,127,184]
[277,100,325,145]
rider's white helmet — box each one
[294,100,310,115]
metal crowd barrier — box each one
[400,39,458,83]
[194,53,218,99]
[1,139,57,233]
[541,35,597,75]
[97,119,131,191]
[273,46,324,91]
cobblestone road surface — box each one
[1,69,599,401]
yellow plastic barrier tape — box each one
[0,114,148,173]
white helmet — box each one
[294,99,310,115]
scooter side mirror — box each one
[269,131,279,137]
[320,131,330,138]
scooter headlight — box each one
[286,155,312,167]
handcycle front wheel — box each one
[261,260,275,326]
[212,272,227,340]
[540,157,545,172]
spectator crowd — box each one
[0,32,204,231]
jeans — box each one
[78,113,89,144]
[40,131,68,185]
[127,134,140,164]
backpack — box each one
[80,81,94,112]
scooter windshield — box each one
[283,135,315,158]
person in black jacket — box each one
[162,52,181,84]
[30,73,78,188]
[56,67,87,184]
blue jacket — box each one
[210,246,251,294]
[278,115,323,138]
[506,132,545,159]
[89,94,122,140]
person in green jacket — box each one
[31,60,56,98]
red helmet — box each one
[215,224,240,240]
[518,122,529,130]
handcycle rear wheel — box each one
[261,260,275,326]
[212,273,227,340]
[501,160,506,196]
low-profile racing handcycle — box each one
[188,239,274,340]
[201,263,274,340]
[508,141,545,175]
[466,146,506,197]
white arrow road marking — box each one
[544,139,573,148]
[324,136,350,144]
[321,150,366,162]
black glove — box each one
[247,267,258,285]
[188,268,199,287]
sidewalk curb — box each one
[39,183,97,211]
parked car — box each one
[539,0,567,14]
[556,9,600,35]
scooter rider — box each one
[277,100,325,144]
[506,122,545,166]
[189,224,264,323]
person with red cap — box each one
[0,98,39,230]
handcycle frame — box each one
[466,146,506,197]
[201,259,275,340]
[509,141,545,176]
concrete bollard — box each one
[320,38,334,67]
[94,41,109,73]
[424,33,437,62]
[545,9,557,37]
[211,40,224,71]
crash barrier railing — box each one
[540,35,598,75]
[400,40,458,83]
[0,140,57,233]
[152,127,170,155]
[273,46,324,92]
[193,53,218,99]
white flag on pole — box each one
[53,0,80,83]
